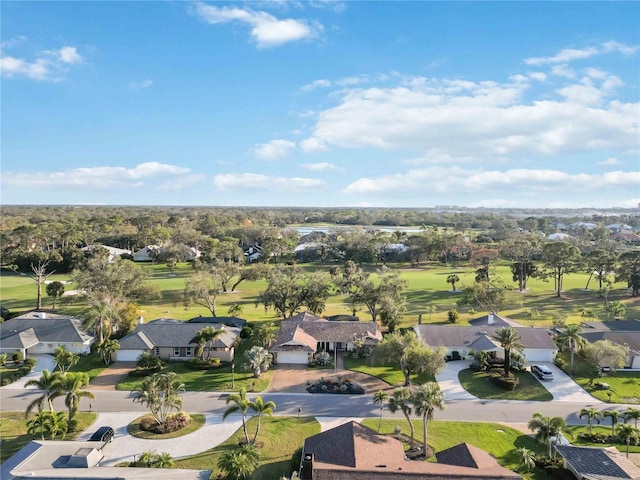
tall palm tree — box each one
[223,388,252,445]
[387,387,415,449]
[217,444,260,480]
[492,327,524,378]
[579,407,602,434]
[25,369,63,417]
[557,324,584,370]
[373,390,388,432]
[250,396,276,444]
[617,424,640,458]
[84,302,120,344]
[190,326,224,361]
[528,412,567,457]
[412,382,445,456]
[623,407,640,428]
[53,345,80,374]
[56,372,95,422]
[604,410,621,437]
[98,339,120,365]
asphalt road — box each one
[0,388,620,425]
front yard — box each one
[458,368,554,401]
[565,425,640,454]
[343,355,433,386]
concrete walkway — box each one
[435,360,478,401]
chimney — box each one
[488,314,494,325]
[300,453,313,480]
[137,316,144,325]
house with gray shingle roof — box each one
[270,312,383,365]
[413,324,558,363]
[115,319,239,362]
[576,320,640,369]
[0,311,93,358]
[555,445,640,480]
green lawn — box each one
[0,364,24,386]
[343,355,433,386]
[556,351,640,404]
[72,353,108,382]
[458,368,554,401]
[0,411,97,463]
[565,425,640,454]
[174,416,320,480]
[361,419,547,480]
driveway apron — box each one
[435,360,478,401]
[528,362,601,403]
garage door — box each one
[277,352,308,365]
[524,349,555,362]
[116,350,144,362]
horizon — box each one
[2,1,639,209]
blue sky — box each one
[2,1,639,208]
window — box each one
[174,347,180,357]
[154,347,160,356]
[186,347,193,357]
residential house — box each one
[1,440,211,480]
[270,312,382,365]
[300,421,522,479]
[468,314,523,328]
[578,320,640,369]
[0,311,93,358]
[132,245,161,262]
[554,445,640,480]
[243,244,263,262]
[413,324,558,363]
[611,230,640,245]
[187,315,247,329]
[132,245,201,262]
[80,244,132,263]
[115,319,239,362]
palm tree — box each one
[623,407,640,428]
[528,412,567,457]
[154,452,176,468]
[557,324,584,370]
[56,372,95,422]
[617,424,640,458]
[579,407,602,434]
[250,396,276,444]
[190,326,224,361]
[217,444,260,480]
[223,388,252,445]
[53,345,80,374]
[492,327,524,378]
[25,369,63,417]
[27,411,52,440]
[446,274,459,291]
[132,372,184,426]
[517,447,535,472]
[243,346,273,378]
[84,301,121,344]
[603,410,621,437]
[412,382,445,456]
[387,387,415,449]
[254,322,277,348]
[138,450,159,467]
[373,390,388,432]
[98,338,120,365]
[45,411,69,439]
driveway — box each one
[435,360,478,401]
[528,362,601,403]
[1,354,57,390]
[76,412,244,466]
[90,362,136,391]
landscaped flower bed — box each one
[306,377,365,394]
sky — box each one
[1,1,639,209]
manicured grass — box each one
[556,351,640,404]
[343,355,433,386]
[565,425,640,454]
[116,361,273,393]
[361,419,547,479]
[458,368,554,402]
[0,411,97,463]
[127,413,205,439]
[72,353,108,382]
[174,416,320,480]
[0,364,24,385]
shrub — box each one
[12,351,23,363]
[129,366,162,377]
[24,357,37,368]
[447,308,460,324]
[136,352,163,370]
[18,366,32,375]
[0,353,7,366]
[314,351,332,366]
[1,377,12,386]
[290,447,303,472]
[240,324,254,339]
[185,358,222,370]
[490,373,520,391]
[554,355,566,371]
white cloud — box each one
[129,79,154,90]
[551,64,577,79]
[301,162,342,171]
[214,173,325,191]
[524,41,638,65]
[1,45,83,81]
[528,72,547,82]
[598,157,622,166]
[193,2,322,48]
[252,139,296,160]
[301,79,331,92]
[299,136,327,152]
[1,162,192,188]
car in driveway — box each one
[89,426,114,443]
[531,364,554,381]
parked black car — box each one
[89,426,114,443]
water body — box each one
[290,226,424,235]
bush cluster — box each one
[489,372,520,391]
[306,376,365,395]
[185,357,222,370]
[129,366,162,377]
[141,412,191,434]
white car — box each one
[531,364,554,381]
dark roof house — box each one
[188,316,247,328]
[300,421,521,479]
[577,320,640,369]
[555,445,640,480]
